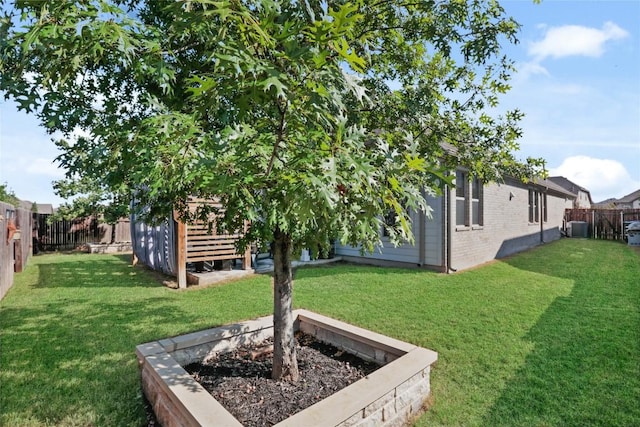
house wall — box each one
[449,178,573,271]
[423,194,444,267]
[576,191,591,208]
[335,208,422,266]
[334,193,445,269]
[335,179,573,273]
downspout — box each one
[540,189,545,243]
[446,182,455,273]
[418,189,426,267]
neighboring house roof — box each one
[532,177,577,199]
[594,198,617,208]
[18,200,33,210]
[547,176,593,205]
[595,189,640,207]
[36,204,55,215]
[16,200,56,214]
[616,189,640,204]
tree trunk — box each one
[271,228,299,382]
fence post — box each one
[243,220,251,270]
[14,239,23,272]
[176,212,187,289]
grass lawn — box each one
[1,239,638,426]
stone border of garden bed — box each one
[136,309,438,427]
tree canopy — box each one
[0,0,544,381]
[0,183,20,207]
[49,175,129,223]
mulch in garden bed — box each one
[171,332,380,427]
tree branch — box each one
[265,100,287,176]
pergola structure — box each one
[175,198,252,288]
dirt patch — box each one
[165,332,380,427]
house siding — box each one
[449,178,572,271]
[335,208,422,265]
[423,194,444,267]
[334,193,445,268]
[576,191,591,208]
[335,178,573,272]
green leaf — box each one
[333,37,365,72]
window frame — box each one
[528,189,547,224]
[471,176,483,226]
[455,169,483,229]
[455,170,469,227]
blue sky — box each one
[0,0,638,206]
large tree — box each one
[0,0,543,381]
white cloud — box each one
[515,61,550,80]
[25,158,65,178]
[529,21,629,61]
[549,156,640,202]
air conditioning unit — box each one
[567,221,588,238]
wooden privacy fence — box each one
[36,215,131,252]
[564,208,640,240]
[1,201,33,301]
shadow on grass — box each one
[0,253,274,426]
[33,257,163,288]
[483,240,640,426]
[294,260,440,280]
[0,297,191,425]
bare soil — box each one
[146,332,379,427]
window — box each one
[471,177,483,225]
[382,209,396,237]
[455,170,468,226]
[529,190,547,223]
[528,189,538,223]
[456,170,483,227]
[382,199,409,238]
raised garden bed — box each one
[136,309,438,427]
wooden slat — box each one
[187,254,242,262]
[186,235,239,243]
[188,238,237,243]
[187,256,239,262]
[177,198,253,272]
[188,248,237,255]
[187,233,240,239]
[188,243,236,249]
[187,248,239,256]
[188,250,239,257]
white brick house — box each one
[335,173,575,272]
